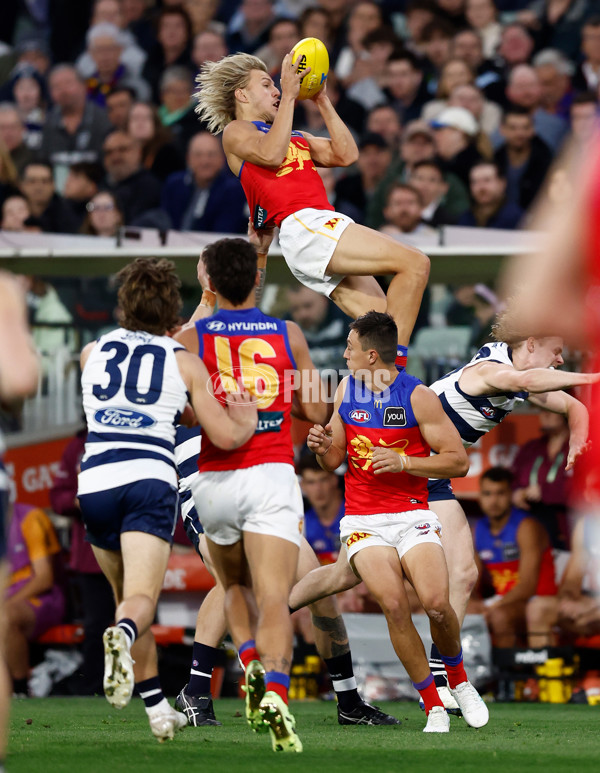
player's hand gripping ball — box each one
[291,37,329,100]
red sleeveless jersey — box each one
[337,374,430,516]
[238,121,334,228]
[195,308,296,472]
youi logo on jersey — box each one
[94,407,156,428]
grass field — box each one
[7,697,599,773]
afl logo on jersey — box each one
[206,320,226,332]
[383,406,407,426]
[94,407,156,428]
[349,409,371,423]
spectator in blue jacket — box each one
[458,161,524,229]
[160,131,247,233]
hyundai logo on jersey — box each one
[349,409,371,423]
[383,406,407,426]
[94,407,156,428]
[206,320,226,332]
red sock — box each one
[239,640,260,670]
[266,680,288,704]
[444,660,468,689]
[414,673,444,714]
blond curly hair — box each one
[195,53,268,134]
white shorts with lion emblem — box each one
[340,510,443,563]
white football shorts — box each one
[191,462,303,546]
[340,510,443,563]
[278,207,354,296]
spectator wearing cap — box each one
[0,103,35,177]
[495,65,569,153]
[366,118,470,228]
[382,50,430,124]
[160,131,247,233]
[494,105,553,212]
[76,0,148,80]
[12,33,51,77]
[142,5,194,103]
[573,16,600,93]
[458,161,524,230]
[533,49,574,122]
[158,66,200,156]
[84,23,151,107]
[334,132,391,224]
[39,65,113,186]
[408,159,455,227]
[8,66,47,152]
[102,129,162,226]
[431,105,485,188]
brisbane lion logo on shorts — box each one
[346,531,373,547]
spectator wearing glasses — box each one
[81,191,124,237]
[19,161,79,234]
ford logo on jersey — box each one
[94,407,156,428]
[206,320,226,332]
[349,409,371,423]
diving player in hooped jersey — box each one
[307,310,490,733]
[195,51,430,369]
[77,258,257,743]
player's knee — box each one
[379,594,409,622]
[423,595,453,624]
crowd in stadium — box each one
[1,0,600,731]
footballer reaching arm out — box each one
[302,85,359,168]
[460,358,600,397]
[371,385,469,478]
[527,390,590,470]
[307,377,348,471]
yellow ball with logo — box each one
[291,37,329,101]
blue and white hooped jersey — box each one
[429,342,528,448]
[78,328,188,495]
[175,424,201,522]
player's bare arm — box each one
[462,359,600,396]
[0,273,39,399]
[490,519,545,609]
[371,385,469,478]
[527,390,590,470]
[302,88,359,168]
[307,378,347,471]
[175,349,257,449]
[285,320,330,426]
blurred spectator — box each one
[40,65,113,189]
[334,1,385,88]
[226,0,280,56]
[447,83,503,135]
[295,73,366,138]
[458,161,524,229]
[11,34,52,78]
[517,0,590,61]
[451,28,505,105]
[512,409,572,555]
[435,0,469,31]
[465,0,503,59]
[402,0,438,57]
[431,105,484,187]
[573,15,600,93]
[127,101,184,182]
[76,0,148,80]
[569,91,599,145]
[495,22,536,72]
[501,64,569,152]
[474,467,558,648]
[0,137,19,210]
[421,17,455,92]
[382,50,430,123]
[344,27,401,111]
[298,453,344,565]
[365,103,402,153]
[299,5,333,50]
[0,103,35,177]
[19,161,80,233]
[143,5,194,103]
[49,428,116,695]
[494,105,553,211]
[182,0,224,36]
[63,161,104,227]
[380,183,436,238]
[3,501,66,696]
[191,28,228,73]
[83,23,151,107]
[158,66,199,155]
[1,194,32,231]
[409,159,454,226]
[557,515,600,640]
[102,129,162,225]
[122,0,157,55]
[421,58,477,121]
[255,17,301,81]
[533,48,574,121]
[80,190,124,237]
[24,275,76,357]
[334,132,391,224]
[285,284,350,377]
[160,131,247,233]
[8,66,47,152]
[105,85,136,130]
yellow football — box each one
[291,37,329,101]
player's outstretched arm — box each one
[467,360,600,396]
[307,379,347,471]
[175,350,257,449]
[286,320,331,426]
[372,386,469,478]
[303,86,359,168]
[0,273,39,399]
[527,390,590,470]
